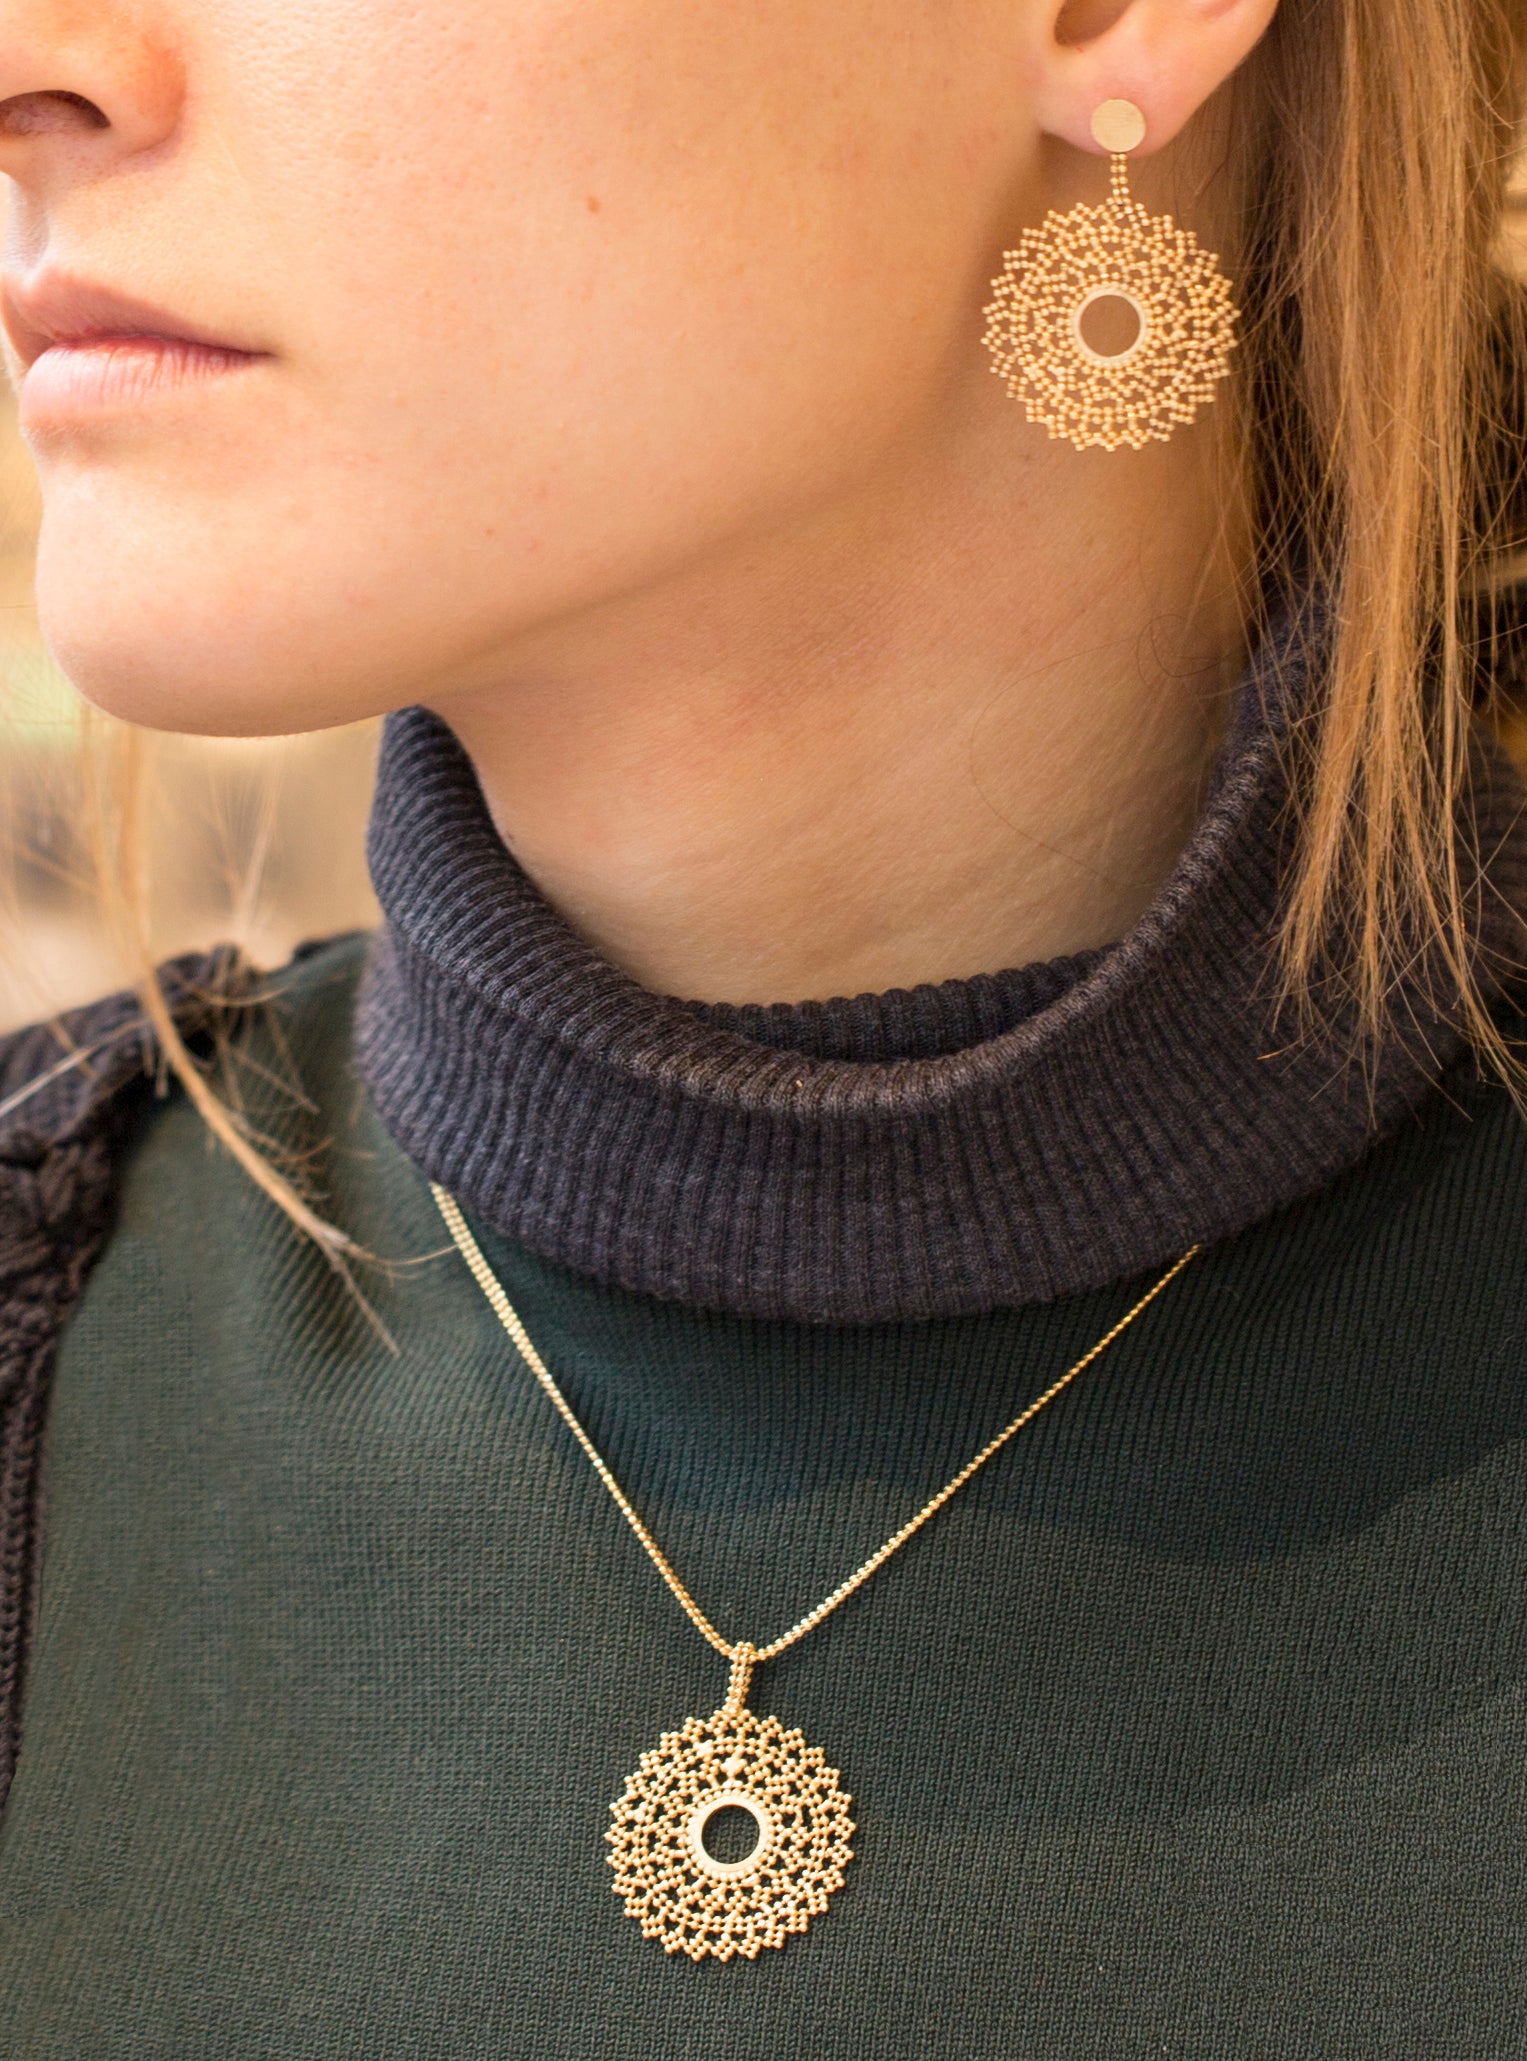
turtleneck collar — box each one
[355,603,1526,1323]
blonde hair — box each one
[1236,0,1527,1051]
[83,720,362,1270]
[37,0,1527,1253]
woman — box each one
[2,0,1526,2050]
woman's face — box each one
[0,0,1043,734]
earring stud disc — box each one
[1090,99,1147,153]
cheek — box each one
[35,0,1019,733]
[290,0,994,541]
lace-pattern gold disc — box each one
[607,1702,855,1960]
[982,158,1238,452]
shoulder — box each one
[0,934,369,1287]
[241,930,373,1092]
[2,950,229,1167]
[0,932,370,1802]
[0,934,367,1150]
[0,948,239,1272]
[0,947,243,1797]
[1319,989,1527,1294]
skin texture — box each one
[0,0,1278,1001]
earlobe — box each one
[1035,0,1280,156]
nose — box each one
[0,0,182,184]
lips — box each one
[3,272,268,429]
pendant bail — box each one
[723,1642,757,1716]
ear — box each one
[1033,0,1280,156]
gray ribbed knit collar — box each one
[355,604,1525,1322]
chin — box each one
[37,591,327,740]
[32,495,410,739]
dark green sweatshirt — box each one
[4,599,1527,2056]
[3,936,1527,2057]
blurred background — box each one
[4,173,1527,1033]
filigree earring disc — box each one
[982,100,1239,452]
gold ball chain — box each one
[433,1182,1198,1672]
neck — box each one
[430,400,1249,1006]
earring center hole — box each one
[685,1788,776,1881]
[700,1804,762,1866]
[1072,288,1148,365]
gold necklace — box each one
[434,1182,1197,1961]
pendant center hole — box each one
[701,1804,761,1865]
[1072,287,1148,365]
[686,1788,775,1881]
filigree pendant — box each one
[605,1647,855,1959]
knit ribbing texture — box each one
[356,605,1527,1322]
[0,950,247,1813]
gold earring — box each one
[982,100,1239,453]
